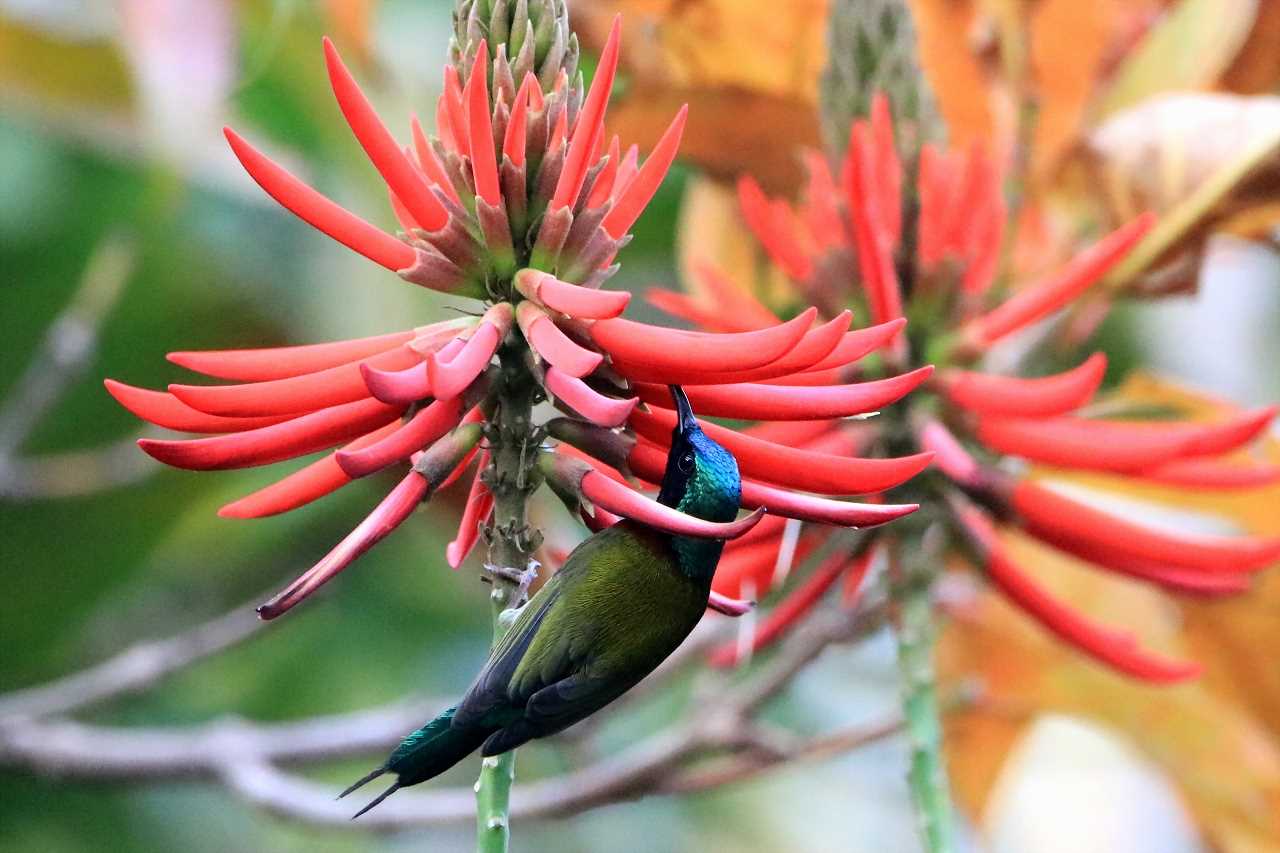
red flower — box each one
[654,92,1280,679]
[108,25,929,621]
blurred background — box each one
[2,1,1278,851]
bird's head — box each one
[656,386,742,523]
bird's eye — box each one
[678,453,695,474]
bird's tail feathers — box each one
[351,782,401,820]
[344,704,492,819]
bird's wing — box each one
[452,526,661,731]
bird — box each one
[341,384,743,818]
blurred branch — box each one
[0,599,920,830]
[0,594,266,720]
[0,232,151,500]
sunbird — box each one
[342,385,742,817]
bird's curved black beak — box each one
[669,385,698,436]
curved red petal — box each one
[503,74,534,168]
[169,347,419,417]
[633,365,931,421]
[167,330,414,382]
[601,105,688,238]
[360,359,432,405]
[544,368,637,427]
[1014,480,1280,573]
[1138,457,1280,489]
[446,452,493,568]
[137,397,404,471]
[336,397,465,478]
[709,550,867,667]
[517,302,603,378]
[464,40,501,206]
[629,406,931,495]
[800,318,908,373]
[580,469,766,540]
[218,421,400,518]
[939,353,1106,418]
[976,409,1276,473]
[322,38,448,231]
[411,114,460,203]
[224,128,416,271]
[591,308,815,375]
[257,469,429,619]
[984,536,1201,683]
[428,315,505,401]
[551,16,620,211]
[613,311,852,385]
[514,269,630,319]
[966,214,1156,345]
[104,380,290,434]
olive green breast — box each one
[510,522,709,693]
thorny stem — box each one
[475,337,543,853]
[890,525,956,853]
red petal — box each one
[847,120,903,326]
[104,380,290,433]
[1014,479,1280,573]
[360,360,431,405]
[586,135,622,209]
[218,421,400,518]
[629,406,931,495]
[579,469,766,539]
[442,64,468,157]
[545,368,637,427]
[137,397,404,471]
[688,262,780,331]
[1032,531,1253,597]
[428,305,511,400]
[591,308,815,375]
[464,40,501,206]
[801,317,907,372]
[168,330,413,382]
[626,442,917,527]
[502,73,534,168]
[514,268,631,319]
[257,469,429,619]
[869,92,902,243]
[706,590,755,616]
[613,311,852,385]
[966,214,1156,345]
[939,353,1106,418]
[517,302,603,377]
[447,453,493,568]
[602,105,688,238]
[977,409,1276,473]
[633,365,931,420]
[711,538,787,598]
[737,174,814,281]
[1139,457,1280,489]
[336,397,465,478]
[552,16,620,211]
[224,128,416,270]
[410,114,460,203]
[644,289,750,333]
[323,38,448,231]
[983,534,1201,683]
[709,550,868,667]
[743,420,836,447]
[169,347,419,417]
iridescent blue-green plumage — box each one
[343,386,741,817]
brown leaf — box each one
[576,0,828,190]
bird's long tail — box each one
[340,705,492,819]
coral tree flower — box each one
[653,93,1280,679]
[106,15,928,622]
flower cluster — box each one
[653,93,1280,680]
[107,16,929,620]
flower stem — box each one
[475,339,543,853]
[890,528,956,853]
